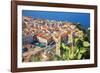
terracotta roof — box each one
[37,33,51,40]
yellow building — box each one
[52,32,61,56]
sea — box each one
[22,10,90,29]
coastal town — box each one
[22,16,89,62]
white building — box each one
[37,33,53,46]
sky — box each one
[22,10,90,28]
